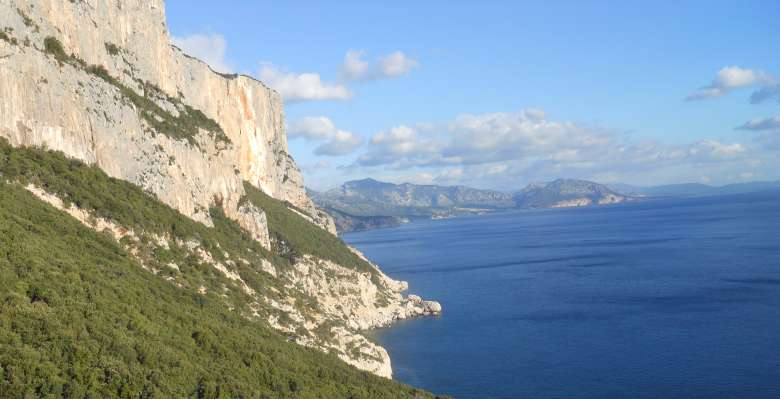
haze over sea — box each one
[344,192,780,399]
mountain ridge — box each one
[314,177,780,233]
[311,178,630,233]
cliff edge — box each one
[0,0,439,378]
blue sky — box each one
[165,1,780,190]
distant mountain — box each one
[311,178,515,217]
[311,178,634,233]
[515,179,628,209]
[610,180,780,198]
[309,179,515,233]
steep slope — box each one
[0,0,439,383]
[0,180,442,398]
[0,140,443,394]
[0,0,333,233]
[514,179,627,208]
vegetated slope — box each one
[0,140,443,398]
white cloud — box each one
[172,33,232,74]
[357,108,617,169]
[686,66,776,101]
[350,107,775,187]
[341,50,370,81]
[691,140,745,158]
[340,50,420,81]
[357,125,445,166]
[258,64,352,102]
[377,51,420,77]
[737,116,780,131]
[288,116,363,156]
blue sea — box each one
[343,192,780,399]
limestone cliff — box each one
[0,0,333,233]
[0,0,437,378]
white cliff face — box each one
[0,0,440,378]
[0,0,334,234]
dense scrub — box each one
[0,140,441,397]
[0,183,438,398]
[242,183,379,278]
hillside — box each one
[0,140,446,397]
[0,0,442,395]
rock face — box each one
[0,0,333,234]
[0,0,439,378]
[514,179,628,209]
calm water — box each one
[343,192,780,399]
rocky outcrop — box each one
[276,255,440,378]
[235,202,271,250]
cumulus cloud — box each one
[686,66,776,101]
[172,33,232,74]
[737,116,780,131]
[357,108,614,168]
[356,125,446,167]
[340,50,420,81]
[350,107,772,187]
[258,65,352,102]
[288,116,363,156]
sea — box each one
[343,191,780,399]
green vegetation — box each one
[0,183,440,398]
[43,36,68,62]
[0,139,443,397]
[0,138,278,311]
[242,183,380,279]
[104,42,121,56]
[0,28,16,45]
[42,36,230,148]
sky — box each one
[164,1,780,191]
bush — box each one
[0,141,440,398]
[43,36,67,61]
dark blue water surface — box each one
[343,192,780,399]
